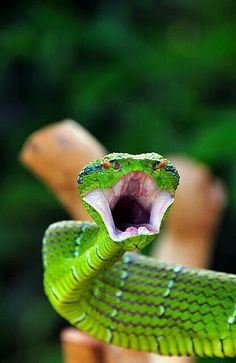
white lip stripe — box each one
[150,191,174,232]
[83,189,117,239]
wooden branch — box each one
[61,328,108,363]
[61,328,148,363]
[19,120,107,220]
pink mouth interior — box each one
[112,196,153,233]
[83,171,174,241]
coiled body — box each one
[43,221,236,357]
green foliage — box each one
[1,1,236,362]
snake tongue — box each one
[83,171,174,242]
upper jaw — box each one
[83,171,174,242]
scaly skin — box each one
[43,153,236,357]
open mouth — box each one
[83,171,174,241]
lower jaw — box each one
[117,231,157,251]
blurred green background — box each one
[1,1,236,362]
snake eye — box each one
[114,161,121,170]
[103,159,110,169]
[152,161,160,171]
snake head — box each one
[78,153,179,251]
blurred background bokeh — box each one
[1,1,236,362]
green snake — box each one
[43,152,236,358]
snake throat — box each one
[83,171,174,241]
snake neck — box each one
[70,226,125,288]
[83,227,126,277]
[44,222,125,308]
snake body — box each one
[43,153,236,357]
